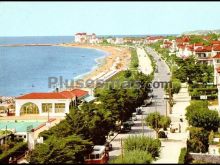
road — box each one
[143,46,171,116]
[108,46,171,161]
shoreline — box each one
[57,43,131,85]
[0,43,131,95]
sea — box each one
[0,34,177,97]
[0,36,108,97]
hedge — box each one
[0,142,28,163]
[178,147,188,164]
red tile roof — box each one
[147,36,164,40]
[194,43,203,46]
[75,33,87,35]
[211,41,220,45]
[176,37,190,43]
[213,45,220,51]
[16,89,88,99]
[212,53,220,59]
[195,46,212,52]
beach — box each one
[58,43,131,82]
[0,41,131,96]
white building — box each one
[115,38,124,44]
[74,33,97,44]
[106,38,115,44]
[15,89,89,117]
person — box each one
[179,123,181,133]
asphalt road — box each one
[108,46,172,160]
[143,46,171,116]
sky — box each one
[1,1,220,36]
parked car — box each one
[120,122,132,133]
[132,112,137,121]
[127,118,135,126]
[136,107,142,115]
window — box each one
[42,103,52,113]
[55,103,65,113]
[217,59,220,63]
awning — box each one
[83,95,96,102]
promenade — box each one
[108,47,154,161]
[136,47,153,75]
[153,83,190,163]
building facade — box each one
[15,89,89,117]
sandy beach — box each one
[58,43,131,82]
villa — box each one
[193,45,212,64]
[74,32,97,44]
[145,36,164,44]
[15,89,89,117]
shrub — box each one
[171,78,181,94]
[123,135,161,159]
[124,70,132,78]
[178,147,188,164]
[158,131,167,138]
[185,101,220,131]
[110,149,153,164]
[187,127,209,153]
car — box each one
[128,117,135,126]
[136,107,142,115]
[120,122,132,133]
[132,112,137,121]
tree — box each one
[110,150,153,164]
[145,112,171,138]
[185,101,220,131]
[124,70,132,78]
[187,127,209,153]
[171,78,181,94]
[29,134,92,164]
[123,135,161,159]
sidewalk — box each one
[153,83,190,164]
[136,47,153,75]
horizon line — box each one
[0,33,179,37]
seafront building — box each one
[15,89,90,117]
[74,32,102,44]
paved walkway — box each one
[136,47,153,75]
[153,83,190,164]
[108,47,155,161]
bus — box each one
[84,145,109,164]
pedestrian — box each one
[179,123,181,133]
[166,131,168,140]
